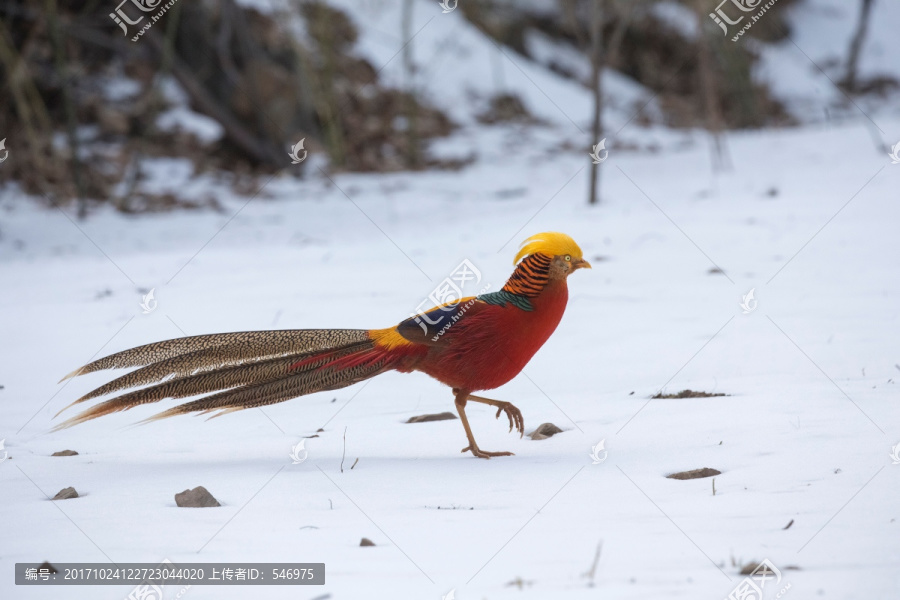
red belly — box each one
[414,282,568,391]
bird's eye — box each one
[564,255,571,261]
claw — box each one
[461,445,514,459]
[457,393,524,458]
[492,401,525,438]
[495,405,515,432]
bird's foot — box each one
[494,401,525,438]
[460,445,515,459]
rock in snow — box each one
[529,423,563,440]
[175,486,221,507]
[666,468,721,480]
[52,487,78,500]
[406,412,457,423]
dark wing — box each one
[396,296,486,346]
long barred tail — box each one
[53,329,393,430]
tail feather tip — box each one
[58,367,85,383]
[137,409,180,425]
[53,399,82,418]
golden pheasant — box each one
[56,232,590,458]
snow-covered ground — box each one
[3,0,900,599]
[3,115,899,599]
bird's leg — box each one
[453,388,515,459]
[465,394,525,438]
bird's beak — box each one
[572,257,592,271]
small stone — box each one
[738,561,780,575]
[52,450,79,457]
[652,389,727,399]
[175,486,220,508]
[529,423,563,440]
[359,537,375,547]
[406,412,457,423]
[52,487,79,500]
[666,468,721,480]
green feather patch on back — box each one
[478,290,534,311]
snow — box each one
[101,77,142,102]
[153,77,225,144]
[156,109,225,145]
[755,0,900,124]
[2,0,900,599]
[651,1,700,39]
[3,115,899,598]
[523,30,661,126]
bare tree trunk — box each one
[0,9,54,201]
[606,0,636,71]
[844,0,874,92]
[402,0,420,169]
[588,0,604,206]
[308,2,345,167]
[561,0,587,49]
[695,0,730,172]
[46,0,87,216]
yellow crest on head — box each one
[513,232,583,265]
